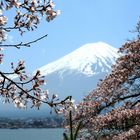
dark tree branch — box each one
[0,34,48,49]
[97,92,140,114]
[131,99,140,108]
[0,71,71,108]
[1,26,24,32]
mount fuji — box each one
[36,42,119,102]
[0,42,119,117]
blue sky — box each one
[1,0,140,73]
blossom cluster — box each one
[73,38,140,139]
[0,0,72,113]
[0,59,72,111]
[0,0,60,40]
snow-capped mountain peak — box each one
[37,42,119,77]
[0,42,119,117]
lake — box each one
[0,128,64,140]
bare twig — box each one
[0,34,48,49]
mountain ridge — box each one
[35,42,118,77]
[34,42,119,102]
[0,42,119,117]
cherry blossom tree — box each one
[0,0,71,112]
[73,20,140,139]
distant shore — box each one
[0,117,63,129]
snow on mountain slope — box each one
[38,42,118,77]
[35,42,119,102]
[0,42,119,118]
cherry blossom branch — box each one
[131,99,140,108]
[0,71,72,108]
[97,92,140,114]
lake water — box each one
[0,128,64,140]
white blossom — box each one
[0,16,7,26]
[56,10,61,15]
[0,10,2,15]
